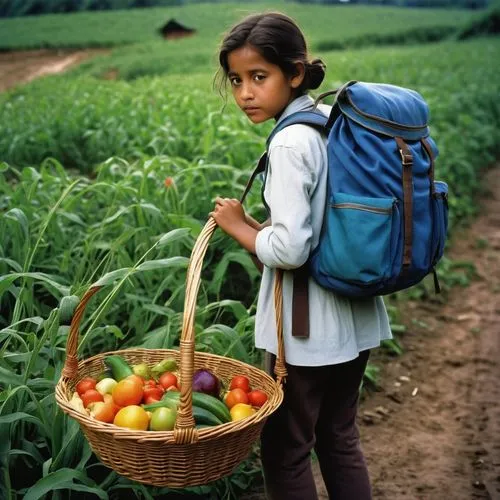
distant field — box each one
[0,1,476,51]
[0,0,479,81]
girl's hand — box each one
[209,197,246,236]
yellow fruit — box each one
[113,405,149,430]
[230,403,256,421]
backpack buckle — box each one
[399,149,413,166]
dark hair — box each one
[216,12,326,96]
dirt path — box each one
[318,165,499,500]
[0,49,108,92]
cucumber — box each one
[192,406,223,427]
[163,391,231,423]
[104,355,133,381]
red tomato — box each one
[112,377,144,407]
[80,389,104,408]
[229,375,251,393]
[248,390,268,408]
[159,372,178,390]
[143,385,164,403]
[144,395,162,405]
[76,377,97,397]
[225,388,249,409]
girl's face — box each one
[227,44,304,124]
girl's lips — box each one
[244,106,259,113]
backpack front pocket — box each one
[318,192,400,285]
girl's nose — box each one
[240,82,254,100]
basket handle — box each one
[60,218,286,444]
[175,218,286,442]
[61,286,102,380]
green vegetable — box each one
[104,355,133,381]
[132,362,151,380]
[163,390,231,424]
[150,358,177,379]
[149,407,176,431]
[143,398,177,412]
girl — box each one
[210,12,392,500]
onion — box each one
[192,369,221,398]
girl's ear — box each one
[290,62,305,89]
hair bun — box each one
[306,58,326,90]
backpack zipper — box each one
[332,202,393,215]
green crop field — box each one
[0,1,499,498]
[0,1,475,50]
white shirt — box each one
[254,94,392,367]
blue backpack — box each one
[244,81,449,301]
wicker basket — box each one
[55,218,287,487]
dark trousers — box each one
[261,350,371,500]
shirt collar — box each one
[276,94,315,126]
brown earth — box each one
[0,48,108,92]
[1,50,499,499]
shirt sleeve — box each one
[255,144,314,269]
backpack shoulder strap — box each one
[266,111,329,149]
[240,110,329,203]
[265,111,330,340]
[239,111,329,341]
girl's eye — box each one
[229,77,241,87]
[253,74,266,82]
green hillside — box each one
[0,1,475,50]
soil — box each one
[0,48,108,92]
[1,50,499,499]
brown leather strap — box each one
[420,138,436,197]
[291,265,309,338]
[395,137,413,268]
